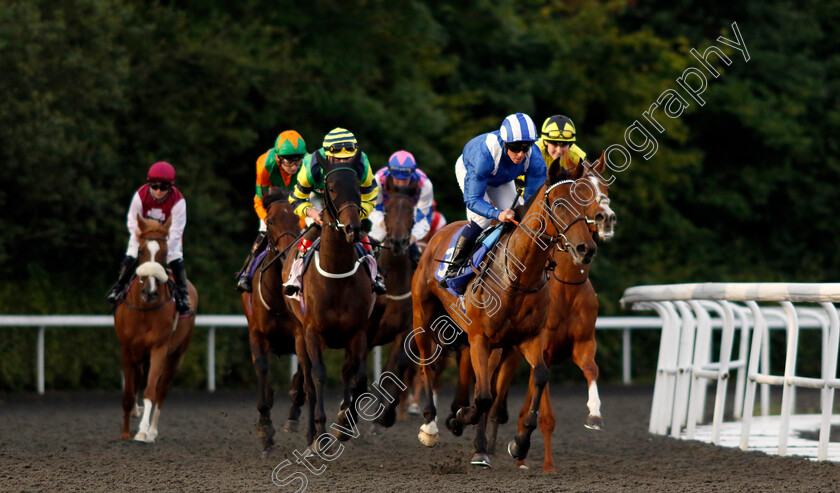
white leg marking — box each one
[587,382,602,417]
[147,406,161,442]
[134,398,154,442]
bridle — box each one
[384,191,415,250]
[321,167,362,231]
[516,180,589,253]
[124,235,173,311]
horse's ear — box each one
[547,157,565,184]
[569,161,585,180]
[589,150,607,175]
[137,214,148,231]
[384,175,394,194]
[348,151,364,178]
[314,150,330,170]
[163,214,172,231]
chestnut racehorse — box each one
[114,215,198,443]
[282,152,375,449]
[487,154,617,471]
[411,160,596,467]
[241,190,305,454]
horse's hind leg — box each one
[285,367,305,433]
[573,337,602,429]
[507,334,548,462]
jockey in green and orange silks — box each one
[235,130,308,293]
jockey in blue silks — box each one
[439,113,547,287]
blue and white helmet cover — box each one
[499,113,538,143]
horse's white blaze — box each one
[587,382,602,417]
[147,240,160,262]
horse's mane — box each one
[263,189,290,209]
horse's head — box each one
[319,152,363,243]
[580,151,617,242]
[135,214,171,303]
[263,189,300,255]
[544,157,598,266]
[383,177,417,256]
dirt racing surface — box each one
[1,383,839,492]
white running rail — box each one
[622,283,840,461]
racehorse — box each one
[411,159,597,467]
[241,190,305,454]
[282,152,375,449]
[114,215,198,442]
[486,153,617,471]
[366,179,418,427]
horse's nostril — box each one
[610,214,617,223]
[576,244,588,254]
[595,213,605,222]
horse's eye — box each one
[328,186,335,193]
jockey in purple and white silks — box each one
[439,113,547,288]
[368,150,435,265]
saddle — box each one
[435,222,509,297]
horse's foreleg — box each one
[135,347,167,443]
[285,367,305,433]
[446,347,472,437]
[296,333,317,447]
[250,333,275,450]
[304,329,328,449]
[335,330,367,441]
[457,337,492,428]
[539,381,557,472]
[119,352,137,440]
[508,334,548,462]
[415,326,439,447]
[487,348,520,454]
[573,337,603,430]
[375,336,406,427]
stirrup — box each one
[284,284,300,296]
[236,274,252,293]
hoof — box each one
[407,403,420,415]
[133,432,154,443]
[283,420,299,433]
[471,453,491,468]
[131,405,143,418]
[584,415,603,430]
[507,438,527,461]
[418,420,439,447]
[517,461,528,470]
[445,414,464,437]
[418,430,438,447]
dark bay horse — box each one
[282,153,375,450]
[114,215,198,442]
[411,160,596,467]
[366,179,417,426]
[487,153,617,471]
[241,190,304,454]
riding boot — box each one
[168,259,191,314]
[283,230,318,297]
[236,232,267,293]
[105,256,138,304]
[438,235,476,288]
[372,273,387,295]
